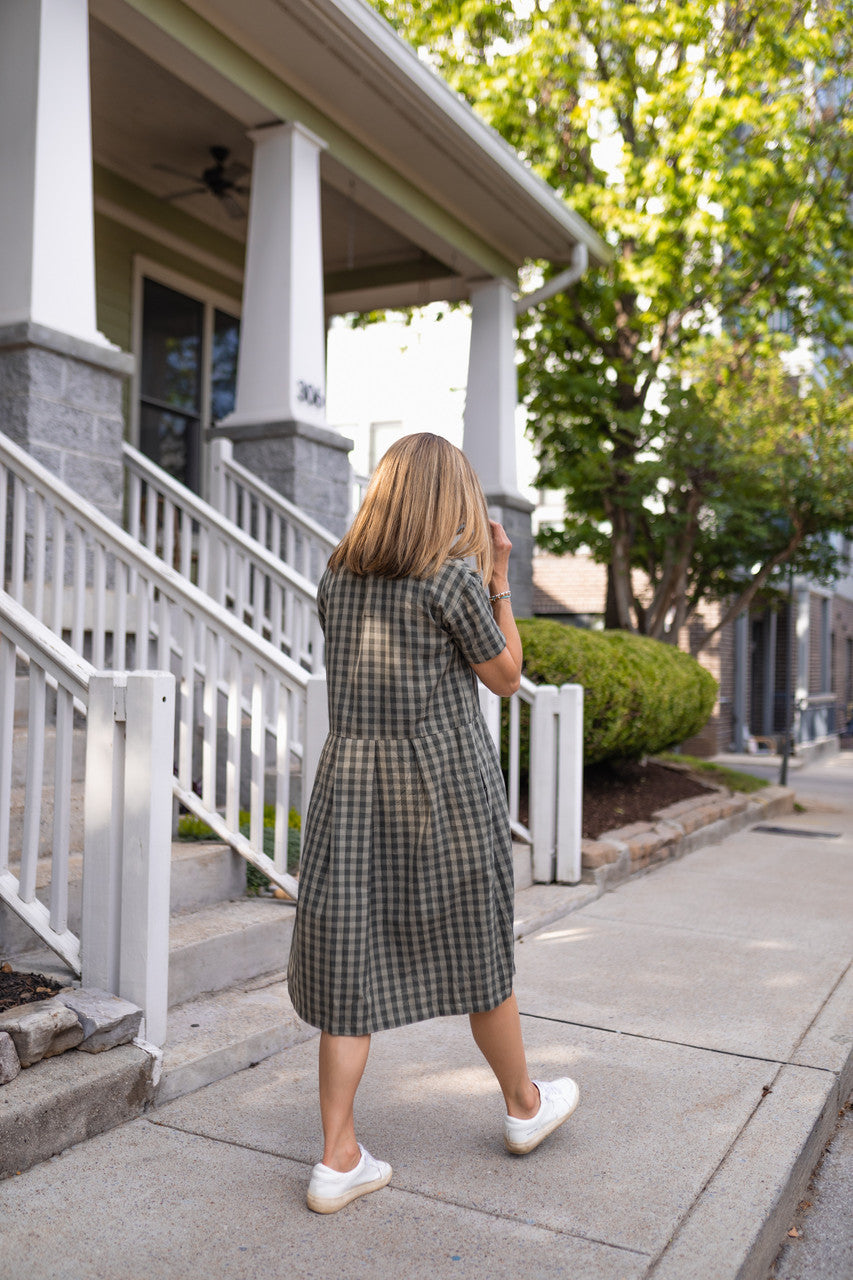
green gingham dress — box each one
[287,558,515,1036]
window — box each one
[136,269,240,493]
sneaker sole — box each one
[306,1166,392,1214]
[504,1087,580,1155]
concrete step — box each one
[10,723,87,787]
[156,970,315,1106]
[1,841,249,956]
[167,896,296,1007]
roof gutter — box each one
[515,244,589,316]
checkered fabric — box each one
[287,559,516,1036]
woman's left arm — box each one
[471,521,522,696]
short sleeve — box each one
[436,562,507,666]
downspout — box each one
[514,244,589,315]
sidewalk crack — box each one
[517,1010,839,1072]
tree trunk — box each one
[606,512,637,630]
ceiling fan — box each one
[154,145,250,219]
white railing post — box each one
[303,673,329,816]
[207,435,233,513]
[82,673,127,994]
[529,684,558,882]
[119,671,175,1047]
[81,669,174,1047]
[555,683,584,884]
[477,682,502,754]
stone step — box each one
[156,970,315,1106]
[167,896,296,1008]
[0,1041,156,1180]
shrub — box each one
[517,618,718,766]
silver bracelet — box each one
[489,590,511,603]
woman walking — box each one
[287,433,579,1213]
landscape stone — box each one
[0,998,84,1067]
[581,839,623,869]
[55,988,143,1052]
[0,1031,21,1084]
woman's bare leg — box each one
[469,994,540,1118]
[318,1031,371,1170]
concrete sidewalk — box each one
[1,756,852,1280]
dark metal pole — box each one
[779,563,794,787]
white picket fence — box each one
[0,592,173,1045]
[479,679,583,883]
[0,430,307,899]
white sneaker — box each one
[306,1143,392,1213]
[504,1078,580,1155]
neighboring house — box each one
[0,0,608,620]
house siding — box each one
[94,213,243,356]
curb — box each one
[649,964,853,1280]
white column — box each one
[732,611,749,751]
[796,587,811,707]
[463,278,523,499]
[762,609,777,737]
[0,0,106,346]
[227,123,328,427]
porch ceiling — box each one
[89,0,608,312]
[89,18,460,312]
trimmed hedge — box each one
[517,618,718,766]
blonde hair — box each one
[329,433,493,581]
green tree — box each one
[373,0,853,638]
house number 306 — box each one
[297,380,325,409]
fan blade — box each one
[233,184,251,196]
[223,161,250,180]
[163,186,207,201]
[153,162,202,182]
[221,193,246,219]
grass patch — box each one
[657,753,770,794]
[177,804,301,888]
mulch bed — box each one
[583,759,716,840]
[0,965,64,1013]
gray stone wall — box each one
[0,322,133,526]
[216,418,354,539]
[485,491,535,619]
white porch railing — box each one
[123,442,323,672]
[0,430,306,898]
[208,437,337,587]
[0,592,173,1045]
[479,678,584,884]
[303,672,584,885]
